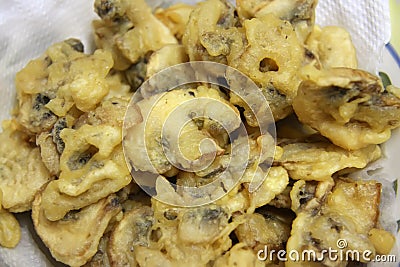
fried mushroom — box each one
[144,200,240,266]
[45,49,114,114]
[182,0,240,63]
[213,244,264,267]
[234,209,293,262]
[293,67,400,150]
[306,26,358,69]
[228,15,303,122]
[15,39,114,134]
[115,0,178,64]
[236,0,317,42]
[276,141,381,181]
[0,189,21,248]
[108,205,153,267]
[0,120,52,212]
[36,132,60,175]
[83,233,112,267]
[243,166,289,212]
[57,124,126,196]
[124,86,240,175]
[155,3,195,40]
[287,179,382,266]
[40,172,129,222]
[229,15,303,99]
[32,193,121,267]
[146,44,189,78]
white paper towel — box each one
[0,0,397,266]
[316,0,391,73]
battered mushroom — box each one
[113,0,178,64]
[15,39,114,135]
[57,125,126,196]
[41,144,131,221]
[0,120,52,212]
[36,132,60,175]
[229,15,303,99]
[293,67,400,150]
[146,44,189,78]
[182,0,240,63]
[124,86,240,175]
[108,205,153,267]
[276,141,381,181]
[287,179,382,266]
[83,234,112,267]
[228,15,304,121]
[0,190,21,248]
[32,193,121,267]
[234,209,293,262]
[213,244,264,267]
[155,3,195,40]
[139,200,240,266]
[306,26,358,69]
[236,0,317,42]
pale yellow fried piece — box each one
[213,244,265,267]
[235,210,292,256]
[142,200,240,266]
[82,233,112,267]
[41,175,129,222]
[236,0,317,42]
[0,120,52,212]
[228,15,303,122]
[293,67,400,150]
[15,39,114,135]
[216,185,249,214]
[32,193,121,267]
[155,3,195,40]
[183,0,303,122]
[87,96,131,127]
[368,228,396,255]
[146,44,189,78]
[0,189,21,248]
[192,133,274,179]
[229,16,303,99]
[115,0,177,63]
[326,179,381,234]
[287,179,381,266]
[276,142,381,181]
[134,246,174,267]
[124,86,239,174]
[36,132,60,175]
[95,0,179,72]
[108,205,153,267]
[243,166,289,212]
[0,210,21,249]
[93,15,133,70]
[306,25,358,68]
[45,49,114,114]
[57,124,125,196]
[16,39,113,134]
[15,40,84,135]
[182,0,239,63]
[178,205,230,244]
